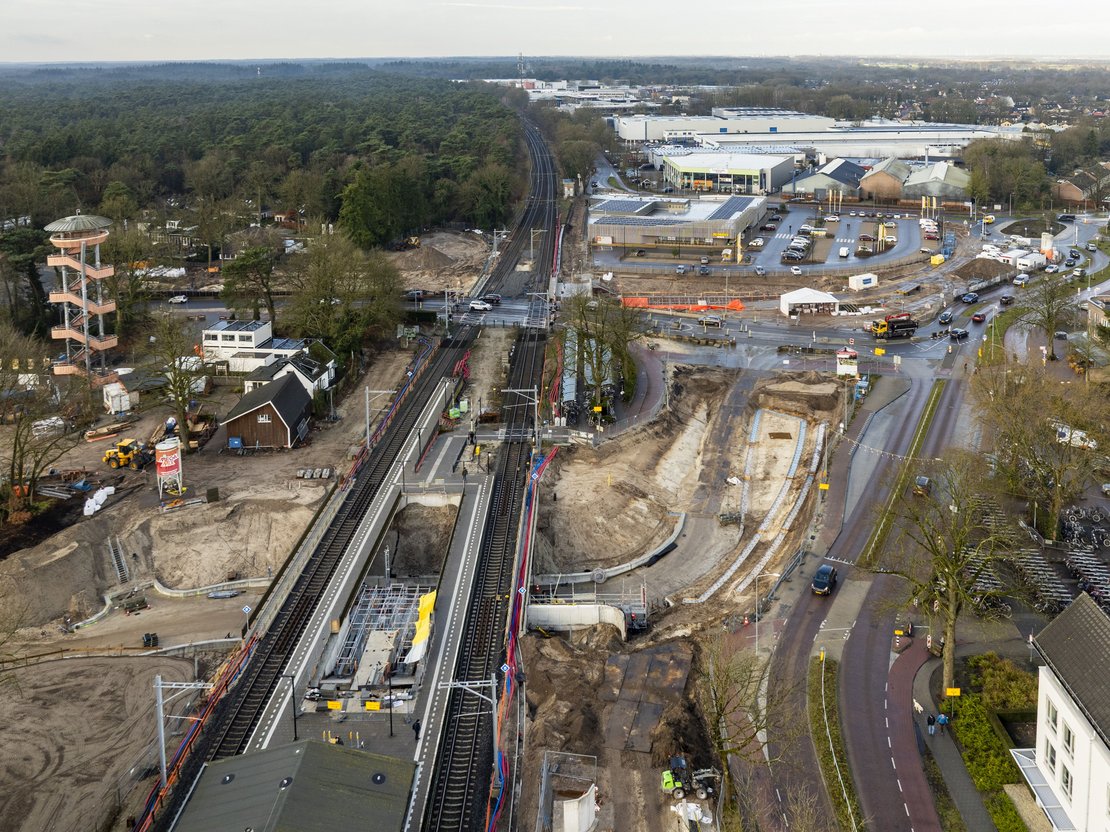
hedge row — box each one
[807,657,867,832]
[944,692,1028,832]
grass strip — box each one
[808,656,867,831]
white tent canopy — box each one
[779,288,840,316]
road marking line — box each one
[897,778,903,792]
[904,804,910,817]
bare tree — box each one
[101,225,154,342]
[0,323,81,521]
[973,359,1106,536]
[563,295,648,412]
[1015,274,1077,361]
[697,634,804,829]
[284,231,401,357]
[146,314,205,454]
[882,451,1018,691]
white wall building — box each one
[1012,593,1110,831]
[201,320,315,374]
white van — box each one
[839,246,850,258]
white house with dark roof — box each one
[1012,593,1110,831]
[243,353,333,397]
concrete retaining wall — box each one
[527,603,627,640]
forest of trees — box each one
[0,65,524,239]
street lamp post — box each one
[283,674,299,741]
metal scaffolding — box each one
[332,583,424,679]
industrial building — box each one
[694,122,1023,160]
[588,194,766,253]
[660,152,794,194]
[782,159,866,197]
[901,162,972,200]
[617,110,836,142]
[860,157,914,201]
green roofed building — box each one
[171,740,416,832]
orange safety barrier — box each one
[621,297,745,312]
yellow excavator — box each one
[103,439,154,471]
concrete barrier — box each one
[527,602,627,640]
[533,512,686,586]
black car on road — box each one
[812,563,838,596]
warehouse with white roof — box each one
[660,152,794,194]
[588,194,766,252]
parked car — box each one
[1013,275,1029,287]
[790,266,803,276]
[811,563,838,596]
[700,256,710,265]
[167,295,188,304]
[972,312,987,323]
[754,265,767,275]
[924,233,939,240]
[950,328,970,340]
[698,266,711,275]
[760,223,777,232]
[1087,241,1098,252]
[469,300,493,312]
[770,214,782,222]
[675,265,688,275]
[748,238,765,248]
[859,233,876,242]
[961,292,979,303]
[1045,264,1059,273]
[1000,295,1015,306]
[938,310,953,325]
[824,214,840,222]
[697,315,723,327]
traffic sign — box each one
[501,663,510,674]
[946,687,962,697]
[242,605,252,615]
[848,337,855,345]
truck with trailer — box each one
[871,312,919,339]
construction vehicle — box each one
[871,312,918,339]
[660,756,720,800]
[103,439,154,471]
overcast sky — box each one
[4,0,1110,63]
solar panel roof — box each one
[707,196,756,221]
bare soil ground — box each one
[0,656,194,832]
[386,230,488,295]
[534,366,737,574]
[521,373,843,831]
[517,628,709,832]
[0,346,415,629]
[953,258,1012,281]
[385,504,459,577]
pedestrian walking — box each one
[937,713,949,734]
[927,714,936,736]
[412,720,421,741]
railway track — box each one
[150,332,474,831]
[206,333,474,760]
[484,119,558,298]
[421,117,559,831]
[422,330,546,832]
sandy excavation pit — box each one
[533,366,739,574]
[386,230,489,294]
[378,502,459,578]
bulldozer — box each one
[660,756,720,801]
[103,439,154,471]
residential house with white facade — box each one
[1012,593,1110,831]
